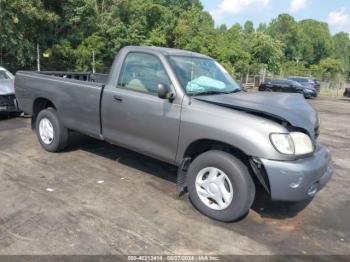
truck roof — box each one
[122,46,211,59]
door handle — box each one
[113,95,123,102]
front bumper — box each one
[304,89,318,97]
[0,94,21,113]
[261,144,333,202]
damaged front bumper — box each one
[0,94,21,113]
[260,144,333,202]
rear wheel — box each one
[36,108,68,152]
[186,150,255,222]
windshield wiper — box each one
[193,89,241,96]
[227,89,241,94]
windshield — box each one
[290,80,303,87]
[290,77,308,83]
[0,69,14,80]
[168,56,240,96]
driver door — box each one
[101,52,181,163]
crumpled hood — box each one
[195,92,318,138]
[0,79,15,95]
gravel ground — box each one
[0,96,349,255]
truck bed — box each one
[15,71,107,138]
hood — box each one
[0,79,15,95]
[195,92,318,138]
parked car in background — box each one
[0,66,21,115]
[259,79,317,98]
[311,78,321,91]
[288,76,320,93]
[344,86,350,98]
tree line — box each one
[1,0,349,82]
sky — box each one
[201,0,350,34]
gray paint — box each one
[261,144,332,201]
[14,46,332,202]
[15,72,103,138]
[195,91,318,138]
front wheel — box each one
[304,93,311,99]
[296,90,309,98]
[186,150,255,222]
[36,108,68,152]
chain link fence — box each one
[240,72,348,96]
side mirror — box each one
[158,83,175,100]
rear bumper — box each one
[261,144,333,202]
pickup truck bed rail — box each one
[33,71,109,84]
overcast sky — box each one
[201,0,350,34]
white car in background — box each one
[0,66,21,115]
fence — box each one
[240,73,348,96]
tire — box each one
[296,90,306,98]
[186,150,255,222]
[35,108,68,152]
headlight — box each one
[290,132,314,155]
[270,132,314,155]
[270,133,294,154]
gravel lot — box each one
[0,96,349,255]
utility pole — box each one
[245,67,249,86]
[92,50,96,73]
[37,43,41,71]
[262,65,266,83]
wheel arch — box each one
[183,139,249,163]
[177,139,270,195]
[31,97,57,129]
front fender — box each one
[176,99,293,164]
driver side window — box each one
[117,52,172,95]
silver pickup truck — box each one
[15,46,333,222]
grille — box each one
[0,94,16,107]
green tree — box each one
[268,14,302,61]
[332,32,350,77]
[2,0,349,82]
[0,0,58,68]
[249,32,284,73]
[318,58,345,80]
[173,5,215,54]
[298,19,333,65]
[243,21,254,34]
